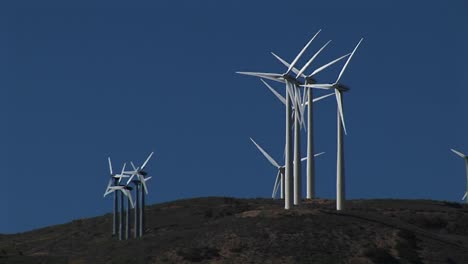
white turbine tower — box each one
[238,30,322,209]
[270,48,351,200]
[250,138,324,199]
[450,148,468,204]
[126,152,154,237]
[303,38,363,211]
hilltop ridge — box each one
[1,197,468,263]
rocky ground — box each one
[1,197,468,263]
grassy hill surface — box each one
[1,197,468,263]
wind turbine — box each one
[302,38,363,211]
[250,138,324,199]
[104,163,134,240]
[271,47,351,200]
[238,30,322,209]
[105,158,129,237]
[450,149,468,204]
[260,79,333,199]
[126,152,154,237]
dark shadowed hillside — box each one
[1,197,468,263]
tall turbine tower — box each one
[303,38,363,210]
[450,149,468,204]
[238,30,321,209]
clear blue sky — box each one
[1,1,467,233]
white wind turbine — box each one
[270,47,351,200]
[126,152,154,237]
[105,158,130,237]
[302,38,363,211]
[104,163,134,240]
[238,30,322,209]
[450,148,468,203]
[250,138,324,199]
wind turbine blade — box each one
[118,163,127,184]
[297,40,331,78]
[261,79,286,105]
[271,52,304,78]
[141,152,154,170]
[336,38,363,84]
[301,87,308,106]
[301,83,334,89]
[310,53,351,77]
[462,192,467,201]
[450,149,466,158]
[272,170,281,198]
[236,71,282,78]
[335,90,347,135]
[103,178,113,197]
[122,189,135,208]
[144,176,152,182]
[312,92,334,103]
[131,162,137,171]
[250,137,281,168]
[314,152,325,157]
[140,175,149,195]
[294,86,305,127]
[126,173,137,185]
[108,157,113,175]
[287,29,321,75]
[300,157,307,162]
[237,71,285,84]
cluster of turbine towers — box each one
[103,152,154,240]
[238,30,363,211]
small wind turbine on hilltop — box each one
[250,138,324,199]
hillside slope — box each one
[1,197,468,263]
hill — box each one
[1,197,468,263]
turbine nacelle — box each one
[335,83,350,92]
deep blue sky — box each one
[1,1,467,233]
